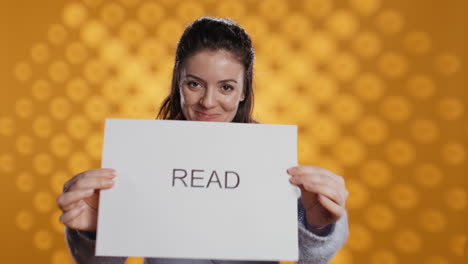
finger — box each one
[70,177,115,192]
[317,194,345,220]
[289,167,345,190]
[63,168,116,192]
[79,168,117,179]
[57,189,94,211]
[59,202,86,226]
[300,182,345,206]
[290,175,347,205]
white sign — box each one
[96,119,298,261]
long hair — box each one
[157,17,255,123]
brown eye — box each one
[221,84,234,92]
[187,81,200,88]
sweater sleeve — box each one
[296,201,349,264]
[65,227,127,264]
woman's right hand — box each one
[57,168,116,231]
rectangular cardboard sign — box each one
[96,119,298,261]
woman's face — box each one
[179,49,245,122]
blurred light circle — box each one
[119,20,147,47]
[352,72,385,101]
[378,52,408,79]
[67,115,91,140]
[424,256,448,264]
[16,171,34,192]
[50,133,73,158]
[309,114,341,145]
[280,14,311,43]
[333,136,366,166]
[376,9,404,34]
[389,183,419,209]
[308,73,339,103]
[303,0,333,19]
[305,31,338,62]
[346,179,369,210]
[138,1,164,27]
[406,74,436,99]
[360,159,391,187]
[47,24,68,45]
[441,142,465,165]
[413,163,442,188]
[68,152,92,175]
[16,210,35,230]
[66,78,90,102]
[438,97,463,120]
[33,191,55,213]
[50,96,72,121]
[328,52,360,81]
[394,229,422,253]
[370,249,397,264]
[404,31,431,54]
[34,229,54,250]
[33,153,55,175]
[449,235,466,256]
[30,43,50,63]
[85,132,104,160]
[81,20,109,47]
[352,31,382,58]
[331,94,362,124]
[32,116,53,138]
[445,187,466,211]
[434,53,461,75]
[31,80,52,101]
[356,116,388,144]
[385,139,415,166]
[348,223,373,251]
[0,116,15,136]
[380,95,412,122]
[50,170,70,194]
[410,119,439,143]
[419,208,446,232]
[365,203,395,231]
[13,62,32,82]
[65,42,89,65]
[48,60,70,83]
[100,3,126,27]
[63,2,88,28]
[350,0,381,16]
[176,0,205,23]
[52,249,74,264]
[83,59,110,84]
[16,135,35,155]
[326,9,359,40]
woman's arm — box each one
[297,200,349,264]
[66,228,127,264]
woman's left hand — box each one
[287,165,348,229]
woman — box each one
[58,17,349,264]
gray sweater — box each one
[66,201,348,264]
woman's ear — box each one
[240,91,245,102]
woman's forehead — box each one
[181,50,244,81]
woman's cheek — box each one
[220,95,242,111]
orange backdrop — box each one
[0,0,466,263]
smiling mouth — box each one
[195,111,219,120]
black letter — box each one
[172,169,187,187]
[225,171,240,189]
[191,169,205,188]
[206,170,222,188]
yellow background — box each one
[0,0,466,263]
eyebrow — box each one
[185,74,238,84]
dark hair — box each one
[157,17,255,123]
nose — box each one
[199,87,217,109]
